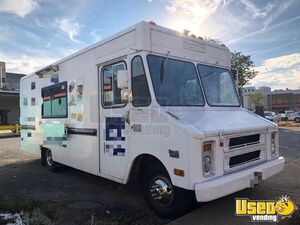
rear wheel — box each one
[142,163,194,218]
[295,117,300,123]
[45,148,59,172]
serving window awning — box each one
[35,65,59,77]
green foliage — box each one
[231,52,259,88]
[249,92,264,107]
[0,201,37,212]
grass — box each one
[0,201,38,212]
[278,121,300,127]
[0,201,56,225]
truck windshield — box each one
[197,64,240,106]
[147,55,205,106]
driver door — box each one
[99,61,131,180]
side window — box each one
[131,56,151,107]
[41,82,67,118]
[102,62,126,107]
[31,97,36,106]
[23,98,28,106]
[31,82,35,90]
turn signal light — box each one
[174,168,185,177]
[203,143,212,152]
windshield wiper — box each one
[203,67,216,79]
[159,51,170,83]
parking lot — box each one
[0,127,299,225]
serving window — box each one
[41,81,68,118]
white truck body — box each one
[20,21,284,206]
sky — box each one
[0,0,299,90]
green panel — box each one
[40,123,65,137]
[43,100,52,117]
[52,97,67,117]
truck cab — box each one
[20,21,284,217]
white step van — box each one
[20,21,284,217]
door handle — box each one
[64,127,69,137]
[124,110,131,125]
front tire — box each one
[295,117,300,123]
[142,163,193,218]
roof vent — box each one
[149,21,156,25]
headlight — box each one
[202,142,214,177]
[203,155,212,173]
[271,132,277,157]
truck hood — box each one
[165,108,277,139]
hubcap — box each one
[150,176,174,207]
[46,150,53,166]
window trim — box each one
[197,64,240,107]
[146,54,205,107]
[100,61,127,109]
[131,55,151,107]
[41,81,68,118]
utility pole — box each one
[270,93,272,112]
[0,63,2,89]
[0,61,6,89]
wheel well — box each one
[128,154,167,183]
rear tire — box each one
[44,148,59,172]
[142,163,194,218]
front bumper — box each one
[195,157,285,202]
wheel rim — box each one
[46,150,53,166]
[296,118,300,123]
[149,176,174,207]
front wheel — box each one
[142,163,194,218]
[295,117,300,123]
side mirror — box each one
[117,70,128,89]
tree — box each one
[249,92,265,116]
[231,52,258,88]
[249,92,264,108]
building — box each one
[242,86,257,110]
[0,62,26,125]
[242,86,300,113]
[265,89,300,113]
[257,86,271,94]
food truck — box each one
[20,21,284,217]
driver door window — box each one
[101,62,126,108]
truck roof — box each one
[22,21,230,80]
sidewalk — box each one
[169,158,300,225]
[0,130,20,138]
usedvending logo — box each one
[235,195,296,222]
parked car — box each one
[264,111,278,122]
[285,110,295,117]
[288,112,300,123]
